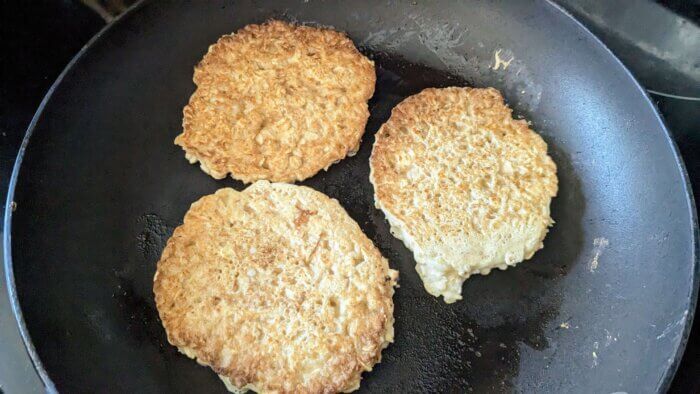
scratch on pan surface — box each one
[603,329,617,347]
[492,49,514,70]
[589,237,609,272]
[408,13,469,71]
[656,310,689,340]
[361,27,417,51]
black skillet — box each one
[4,1,698,393]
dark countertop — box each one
[1,1,697,392]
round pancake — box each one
[153,181,398,393]
[370,87,557,303]
[175,20,376,183]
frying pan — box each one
[3,0,698,392]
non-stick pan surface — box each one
[4,1,698,393]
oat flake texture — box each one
[175,20,376,183]
[154,181,398,393]
[370,87,558,303]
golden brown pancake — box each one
[175,20,375,183]
[154,181,398,393]
[370,87,557,303]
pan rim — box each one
[543,2,699,391]
[2,0,697,392]
[1,0,148,391]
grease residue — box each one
[136,213,174,260]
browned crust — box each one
[371,86,557,233]
[153,182,398,393]
[175,20,376,183]
[369,87,558,300]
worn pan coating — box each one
[4,0,698,393]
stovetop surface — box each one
[0,1,697,392]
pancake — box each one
[370,87,557,303]
[154,181,398,393]
[175,20,375,183]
